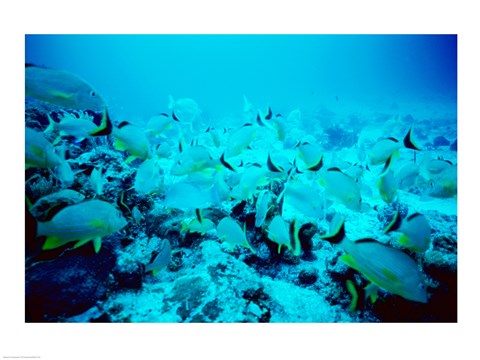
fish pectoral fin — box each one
[339,254,358,270]
[73,238,93,250]
[125,155,137,164]
[397,234,410,247]
[42,236,63,250]
[114,139,127,151]
[93,237,102,253]
[364,283,380,304]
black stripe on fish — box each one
[172,111,180,122]
[384,210,402,233]
[380,154,394,176]
[195,208,203,224]
[275,113,282,118]
[159,113,169,117]
[321,220,346,245]
[90,107,113,136]
[406,212,422,222]
[220,152,236,172]
[307,156,323,171]
[403,128,421,150]
[267,153,283,173]
[256,113,265,126]
[265,106,272,120]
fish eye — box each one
[90,91,96,97]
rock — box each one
[25,242,116,322]
[449,139,457,151]
[112,261,144,291]
[298,268,319,285]
[433,136,450,147]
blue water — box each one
[25,34,457,122]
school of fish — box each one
[25,64,457,307]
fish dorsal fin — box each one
[406,212,421,221]
[117,121,130,129]
[265,106,272,120]
[44,202,69,221]
[327,167,343,173]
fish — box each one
[89,166,105,196]
[428,164,457,198]
[145,239,172,276]
[131,206,145,225]
[145,113,174,139]
[385,211,431,252]
[266,216,301,256]
[224,123,257,159]
[255,190,271,228]
[112,121,152,164]
[181,209,215,235]
[287,108,301,124]
[377,169,398,203]
[377,156,398,203]
[319,168,362,211]
[153,142,172,158]
[216,217,256,254]
[25,127,63,169]
[164,182,217,209]
[168,96,201,123]
[45,107,113,144]
[170,145,221,176]
[134,157,164,195]
[25,64,105,111]
[284,180,325,219]
[297,142,323,171]
[368,128,420,166]
[321,217,428,303]
[36,199,127,253]
[230,164,268,201]
[396,161,420,189]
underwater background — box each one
[25,34,457,323]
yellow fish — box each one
[321,216,427,303]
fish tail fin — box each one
[289,219,302,256]
[90,107,113,136]
[403,128,421,151]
